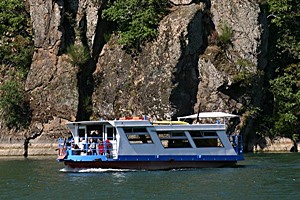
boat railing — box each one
[57,137,115,158]
[229,134,243,155]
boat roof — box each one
[65,112,238,127]
[66,119,153,127]
[177,112,239,120]
[66,120,111,126]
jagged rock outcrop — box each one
[2,0,292,155]
[197,0,268,109]
[93,4,206,119]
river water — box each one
[0,153,299,200]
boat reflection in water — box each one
[57,112,244,170]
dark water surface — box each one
[0,153,299,200]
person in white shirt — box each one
[78,138,86,153]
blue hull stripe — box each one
[116,155,244,161]
[64,154,244,162]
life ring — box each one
[119,116,144,120]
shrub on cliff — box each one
[0,0,33,72]
[0,79,31,129]
[218,21,232,48]
[65,44,90,67]
[102,0,169,50]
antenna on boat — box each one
[196,103,201,123]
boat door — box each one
[73,124,87,144]
[78,126,87,140]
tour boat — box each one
[57,112,244,170]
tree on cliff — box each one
[0,0,33,129]
[267,0,299,60]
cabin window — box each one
[107,127,116,140]
[189,131,224,148]
[189,131,217,137]
[78,129,85,138]
[156,131,191,148]
[87,125,103,137]
[123,127,148,133]
[126,134,153,144]
[123,127,152,144]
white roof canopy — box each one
[177,112,239,120]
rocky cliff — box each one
[1,0,296,156]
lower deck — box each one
[59,150,243,170]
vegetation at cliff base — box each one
[268,64,300,151]
[102,0,169,50]
[264,0,300,151]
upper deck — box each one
[66,119,227,130]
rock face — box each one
[0,0,280,155]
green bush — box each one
[0,0,29,36]
[102,0,169,49]
[0,0,33,73]
[232,59,258,86]
[0,35,33,74]
[268,63,300,142]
